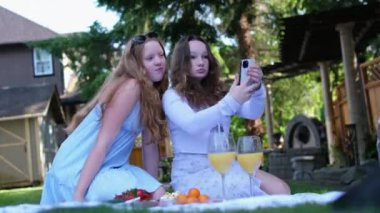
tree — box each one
[33,0,379,148]
[30,23,119,100]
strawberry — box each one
[114,188,153,201]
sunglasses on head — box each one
[132,32,159,45]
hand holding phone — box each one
[239,59,256,85]
[238,58,263,93]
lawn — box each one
[0,186,42,206]
[0,181,344,212]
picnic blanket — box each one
[0,191,344,213]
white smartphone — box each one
[239,58,256,85]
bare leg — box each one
[256,170,291,195]
[152,186,166,200]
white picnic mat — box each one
[0,191,344,213]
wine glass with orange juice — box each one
[237,135,263,197]
[207,125,236,201]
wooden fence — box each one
[360,57,380,132]
[129,141,170,168]
[333,57,380,154]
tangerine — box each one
[175,194,188,204]
[199,194,209,203]
[187,187,201,198]
[186,197,199,203]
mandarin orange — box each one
[175,194,188,204]
[187,187,201,198]
[186,197,199,203]
[199,194,209,203]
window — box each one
[33,48,53,77]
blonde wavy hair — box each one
[65,35,168,143]
[170,35,225,109]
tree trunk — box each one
[236,14,258,60]
[235,11,264,137]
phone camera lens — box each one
[242,60,249,68]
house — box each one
[0,5,67,188]
[0,5,64,93]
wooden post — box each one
[318,61,336,165]
[264,83,274,149]
[336,23,366,164]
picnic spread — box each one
[0,191,343,213]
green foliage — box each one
[29,22,119,100]
[270,71,323,134]
[159,157,173,183]
[230,117,247,140]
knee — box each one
[272,180,291,195]
[262,179,291,195]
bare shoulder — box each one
[112,78,141,100]
[119,78,140,92]
[122,78,140,89]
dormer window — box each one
[33,48,53,77]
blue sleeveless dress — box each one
[40,103,161,204]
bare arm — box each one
[73,79,140,201]
[141,129,159,178]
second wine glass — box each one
[237,135,263,197]
[207,126,236,200]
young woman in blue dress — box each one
[40,32,168,204]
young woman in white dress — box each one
[163,35,290,199]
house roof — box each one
[0,84,65,123]
[0,5,59,45]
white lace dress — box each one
[171,153,266,200]
[163,86,267,200]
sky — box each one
[0,0,119,34]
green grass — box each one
[288,180,343,194]
[0,186,42,206]
[0,181,342,212]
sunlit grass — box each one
[0,186,42,206]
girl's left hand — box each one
[247,65,263,85]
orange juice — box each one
[208,152,235,174]
[237,152,263,174]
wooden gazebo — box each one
[263,2,380,165]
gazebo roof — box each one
[280,2,380,63]
[263,2,380,79]
[262,62,319,81]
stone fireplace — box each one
[267,115,329,180]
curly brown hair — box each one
[170,35,225,109]
[65,34,168,143]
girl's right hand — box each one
[73,191,85,202]
[229,74,258,104]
